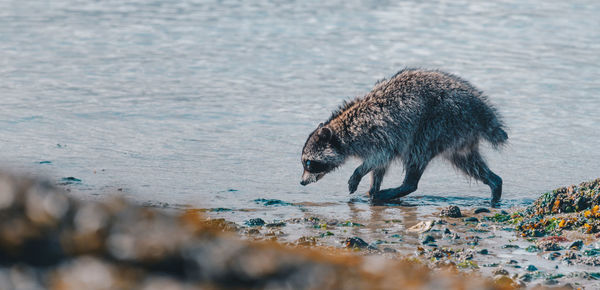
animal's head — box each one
[300,124,345,186]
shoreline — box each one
[2,173,600,289]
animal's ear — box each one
[317,127,332,142]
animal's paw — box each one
[348,176,360,194]
[370,188,397,201]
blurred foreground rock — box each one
[0,173,512,289]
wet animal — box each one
[300,68,508,205]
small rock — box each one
[265,221,286,227]
[537,240,563,251]
[407,220,434,233]
[464,217,479,222]
[519,273,533,282]
[569,240,583,251]
[479,249,489,255]
[474,207,490,214]
[245,218,266,226]
[545,252,561,260]
[493,268,509,276]
[344,237,369,249]
[383,247,397,253]
[502,244,519,249]
[440,206,462,218]
[444,228,451,234]
[507,259,518,265]
[526,265,538,272]
[421,235,436,244]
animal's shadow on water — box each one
[349,195,533,208]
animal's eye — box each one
[306,160,327,173]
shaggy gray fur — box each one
[300,68,507,205]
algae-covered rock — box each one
[516,178,600,236]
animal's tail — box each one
[483,126,508,150]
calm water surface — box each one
[1,1,599,221]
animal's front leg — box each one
[371,164,424,201]
[368,166,388,196]
[348,163,372,194]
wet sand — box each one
[197,179,600,289]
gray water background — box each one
[1,0,600,220]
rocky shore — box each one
[2,173,600,289]
[0,173,507,289]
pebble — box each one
[526,265,538,272]
[265,221,286,227]
[493,268,509,276]
[464,217,479,222]
[344,237,369,249]
[518,273,533,282]
[479,249,489,255]
[474,207,490,214]
[383,247,397,253]
[545,252,562,260]
[537,240,563,251]
[440,206,462,218]
[569,240,583,251]
[245,218,266,226]
[421,235,436,244]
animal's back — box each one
[362,68,507,153]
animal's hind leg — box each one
[371,164,425,201]
[368,166,388,197]
[448,150,503,206]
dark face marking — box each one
[303,160,329,173]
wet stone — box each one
[479,249,489,255]
[245,218,266,227]
[464,217,479,222]
[536,240,563,251]
[440,206,462,218]
[344,237,369,249]
[265,221,286,227]
[474,207,491,214]
[421,235,436,245]
[502,244,519,249]
[519,273,533,282]
[545,252,562,260]
[493,268,509,276]
[253,198,292,206]
[526,265,538,272]
[569,240,583,250]
[443,228,451,234]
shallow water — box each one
[1,0,600,221]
